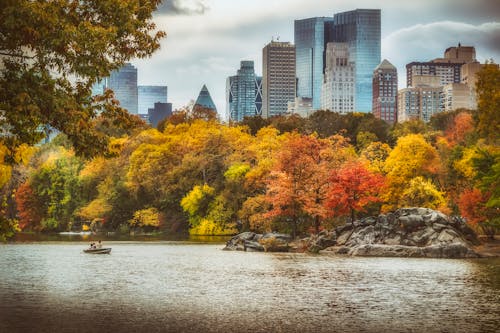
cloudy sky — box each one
[133,0,500,118]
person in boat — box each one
[89,242,96,249]
[96,240,102,249]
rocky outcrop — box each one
[318,208,481,258]
[224,208,483,258]
[223,232,292,252]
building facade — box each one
[288,97,313,117]
[397,85,442,122]
[262,41,296,118]
[327,9,381,112]
[294,17,334,110]
[372,59,398,124]
[321,42,355,113]
[107,63,138,114]
[226,61,262,122]
[138,86,168,115]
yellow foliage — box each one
[82,224,90,231]
[400,177,446,210]
[77,198,111,221]
[188,218,237,236]
[181,184,215,216]
[129,207,162,228]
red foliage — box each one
[15,182,44,230]
[325,161,385,221]
[457,188,490,225]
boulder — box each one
[223,232,291,252]
[317,208,482,258]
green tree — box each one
[0,0,164,157]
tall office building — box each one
[327,9,381,112]
[138,86,168,114]
[294,17,334,110]
[194,85,217,112]
[107,63,138,114]
[262,41,296,118]
[321,42,355,113]
[226,61,262,122]
[372,59,398,124]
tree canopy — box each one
[0,0,165,158]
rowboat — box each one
[83,248,111,254]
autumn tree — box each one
[383,134,441,210]
[0,0,164,157]
[325,161,385,222]
[444,112,475,146]
[475,63,500,143]
[265,134,348,237]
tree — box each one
[444,112,474,146]
[0,0,165,157]
[325,161,385,222]
[264,134,342,237]
[400,177,446,211]
[475,63,500,143]
[383,134,441,210]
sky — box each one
[132,0,500,119]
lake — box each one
[0,240,499,333]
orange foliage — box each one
[444,112,474,146]
[457,188,490,225]
[325,161,385,221]
[15,182,43,230]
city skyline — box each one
[131,0,499,119]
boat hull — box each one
[83,248,111,254]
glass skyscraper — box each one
[108,63,138,114]
[328,9,381,112]
[294,17,334,110]
[138,86,168,114]
[226,61,262,122]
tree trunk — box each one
[314,215,320,234]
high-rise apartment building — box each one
[138,86,168,115]
[406,44,476,87]
[397,76,442,122]
[226,61,262,122]
[262,41,296,118]
[108,63,138,114]
[294,17,334,110]
[327,9,381,112]
[321,43,355,113]
[372,59,398,124]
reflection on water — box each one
[0,242,499,333]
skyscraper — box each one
[372,59,398,124]
[328,9,381,112]
[194,84,217,112]
[294,17,334,110]
[226,61,262,122]
[321,42,355,113]
[138,86,168,114]
[107,63,138,114]
[262,41,296,118]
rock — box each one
[304,208,482,258]
[223,232,291,252]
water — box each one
[0,241,499,333]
